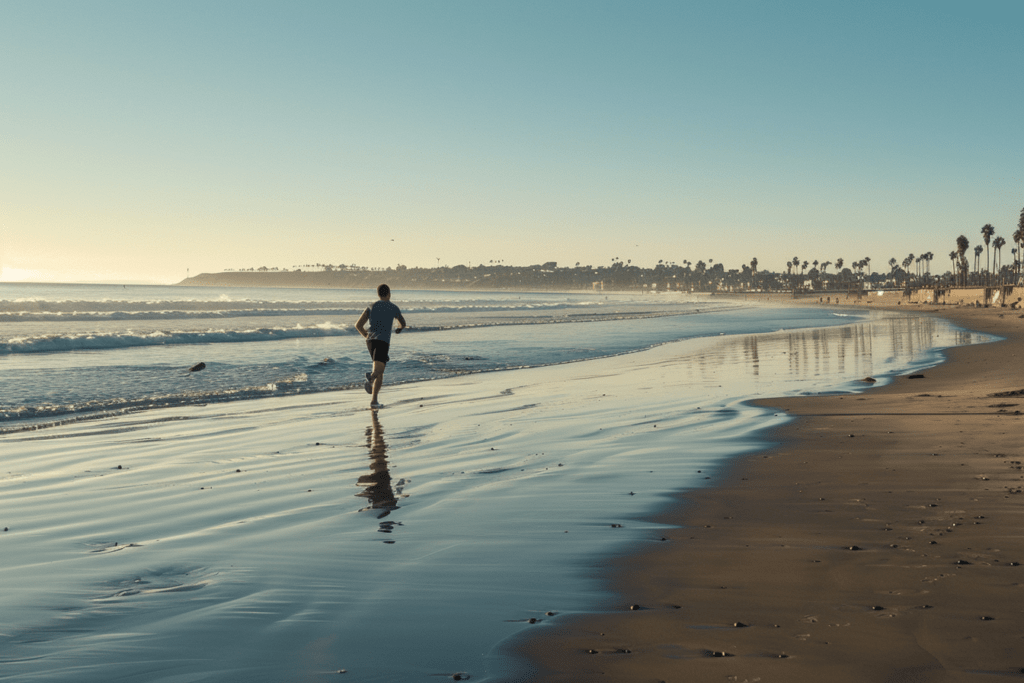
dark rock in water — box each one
[629,604,642,610]
[733,621,749,628]
[189,362,206,372]
[847,545,862,551]
[908,373,925,379]
[980,615,995,621]
[861,377,877,383]
[871,605,885,611]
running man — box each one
[355,284,407,409]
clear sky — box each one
[1,1,1021,284]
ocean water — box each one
[0,283,994,682]
[4,283,856,430]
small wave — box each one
[0,308,364,322]
[0,301,601,322]
[0,325,358,355]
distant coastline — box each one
[178,267,1022,308]
[178,263,649,292]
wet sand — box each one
[519,305,1024,682]
[0,304,1010,681]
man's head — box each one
[377,284,391,299]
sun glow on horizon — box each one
[0,266,46,283]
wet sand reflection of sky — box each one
[685,315,985,392]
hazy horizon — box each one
[2,1,1021,285]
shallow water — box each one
[1,284,855,428]
[0,307,992,682]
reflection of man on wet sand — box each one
[356,410,401,518]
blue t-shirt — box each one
[365,300,402,343]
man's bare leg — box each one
[370,361,385,404]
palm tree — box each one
[993,236,1006,283]
[956,235,969,287]
[902,254,914,287]
[1015,207,1024,281]
[974,244,984,282]
[750,258,758,289]
[1013,226,1024,280]
[949,251,957,286]
[981,223,995,285]
[819,261,831,289]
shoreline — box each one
[515,304,1024,681]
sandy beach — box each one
[518,303,1024,682]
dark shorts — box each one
[367,339,390,364]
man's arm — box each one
[395,312,407,332]
[355,309,370,338]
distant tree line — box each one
[201,208,1024,292]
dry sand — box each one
[520,305,1024,682]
